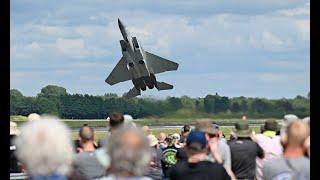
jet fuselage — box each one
[105,19,178,98]
[118,19,156,90]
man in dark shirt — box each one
[170,130,231,180]
[161,134,187,178]
[228,122,264,180]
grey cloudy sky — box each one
[10,0,310,98]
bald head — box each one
[79,126,94,142]
[287,121,309,148]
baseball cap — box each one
[186,130,207,149]
[195,119,217,135]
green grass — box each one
[71,126,261,141]
[11,114,279,133]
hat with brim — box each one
[195,119,217,135]
[232,122,252,138]
[264,119,281,132]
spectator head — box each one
[108,112,124,130]
[14,116,73,176]
[302,116,310,126]
[142,126,151,135]
[158,132,167,142]
[185,130,207,156]
[107,125,151,177]
[281,121,309,150]
[147,134,158,147]
[172,133,180,141]
[79,125,94,142]
[27,113,40,122]
[232,122,252,138]
[10,121,20,136]
[182,125,191,133]
[260,124,265,133]
[211,121,220,129]
[171,133,182,147]
[212,121,225,138]
[195,119,218,138]
[264,120,280,132]
[124,114,136,127]
[283,114,299,127]
[165,135,175,147]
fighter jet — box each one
[105,19,179,98]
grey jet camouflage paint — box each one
[105,19,179,97]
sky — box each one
[10,0,310,99]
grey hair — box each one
[14,115,74,176]
[107,125,151,176]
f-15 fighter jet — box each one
[105,19,179,98]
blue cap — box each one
[186,130,207,149]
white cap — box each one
[27,113,41,122]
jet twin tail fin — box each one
[123,87,141,98]
[156,81,173,90]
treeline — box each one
[10,85,310,119]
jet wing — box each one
[105,56,131,85]
[145,51,179,74]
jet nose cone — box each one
[118,18,122,27]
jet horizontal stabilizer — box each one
[156,82,173,90]
[123,87,141,98]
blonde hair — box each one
[14,115,74,176]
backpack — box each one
[271,159,309,180]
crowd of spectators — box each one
[10,113,310,180]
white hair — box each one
[124,114,133,121]
[107,125,151,176]
[302,116,310,124]
[124,114,136,127]
[284,114,299,123]
[27,113,41,122]
[14,115,74,176]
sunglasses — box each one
[208,134,217,138]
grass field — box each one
[11,115,278,128]
[11,115,265,141]
[71,126,261,141]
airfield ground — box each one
[71,126,261,141]
[11,115,267,141]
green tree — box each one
[10,89,24,115]
[38,85,67,98]
[204,95,215,113]
[275,99,294,115]
[166,97,183,111]
[250,99,270,114]
[230,102,241,112]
